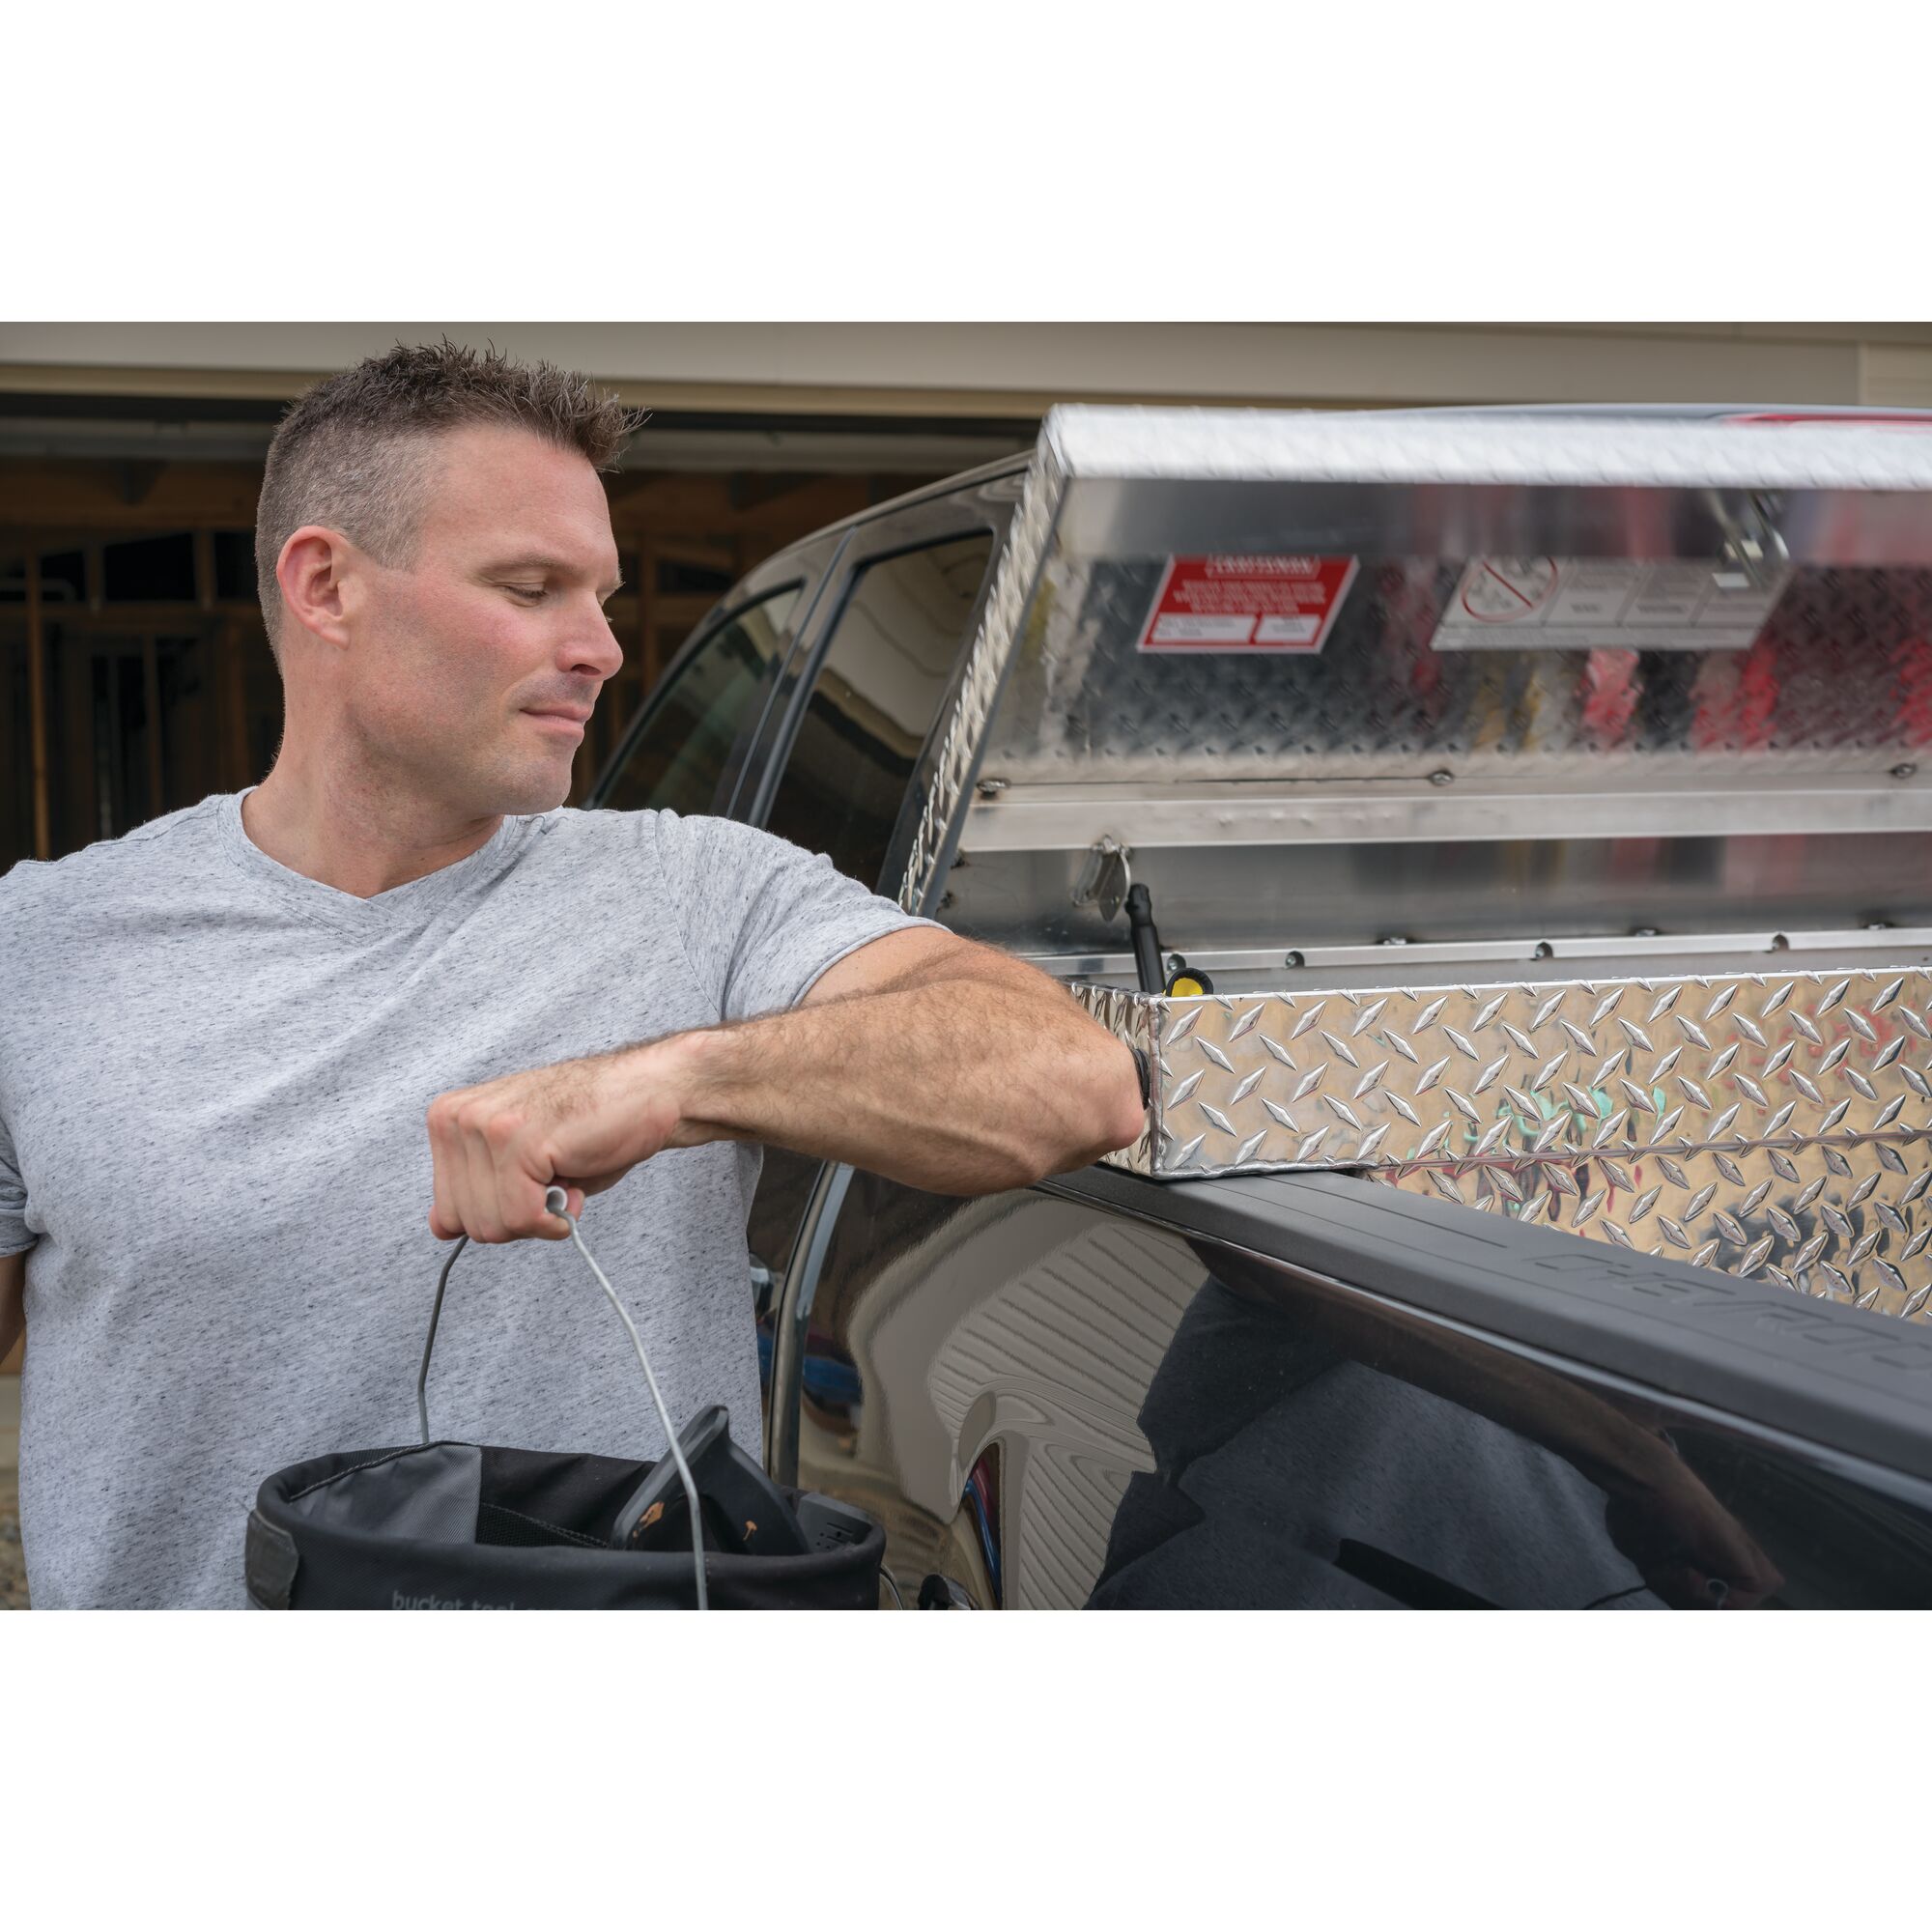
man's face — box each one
[339,423,625,816]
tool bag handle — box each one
[414,1232,473,1448]
[414,1191,710,1607]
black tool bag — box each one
[245,1204,884,1610]
[247,1439,884,1610]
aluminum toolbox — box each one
[899,406,1932,1324]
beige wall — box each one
[6,322,1932,414]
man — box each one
[0,341,1146,1608]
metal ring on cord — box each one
[414,1187,709,1610]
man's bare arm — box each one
[668,935,1146,1190]
[424,931,1147,1243]
[0,1251,25,1364]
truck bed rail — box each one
[1042,1162,1932,1491]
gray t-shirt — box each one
[0,792,935,1607]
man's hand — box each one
[426,1041,690,1243]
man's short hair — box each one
[254,338,639,656]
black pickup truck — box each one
[591,404,1932,1608]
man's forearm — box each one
[423,947,1148,1241]
[655,957,1146,1195]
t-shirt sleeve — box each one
[650,810,947,1023]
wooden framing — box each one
[140,637,163,818]
[0,453,945,859]
[24,546,49,858]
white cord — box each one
[546,1187,708,1611]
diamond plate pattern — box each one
[987,559,1932,784]
[896,434,1065,914]
[1077,968,1932,1324]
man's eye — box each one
[505,585,546,601]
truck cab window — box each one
[598,584,801,817]
[765,532,994,888]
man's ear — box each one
[275,526,356,649]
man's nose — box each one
[562,601,625,682]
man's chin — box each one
[485,753,579,817]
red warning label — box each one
[1136,554,1358,653]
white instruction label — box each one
[1431,557,1790,653]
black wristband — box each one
[1130,1045,1152,1112]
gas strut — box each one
[1124,884,1212,999]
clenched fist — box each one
[426,1038,695,1243]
